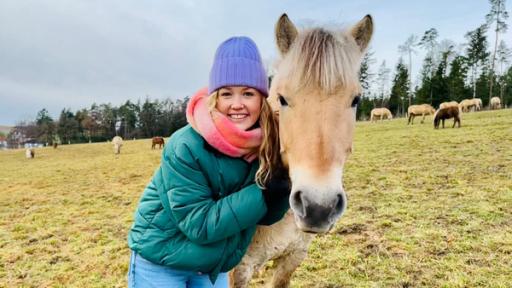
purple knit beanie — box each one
[208,36,268,96]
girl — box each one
[127,36,290,287]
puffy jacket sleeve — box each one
[162,142,267,245]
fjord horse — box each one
[230,14,373,288]
[407,104,435,124]
[370,107,393,122]
[112,136,123,154]
[490,97,501,110]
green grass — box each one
[1,109,511,287]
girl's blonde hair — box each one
[208,90,280,188]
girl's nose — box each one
[231,96,245,109]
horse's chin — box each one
[294,214,335,234]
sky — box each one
[1,0,511,125]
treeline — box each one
[7,97,189,147]
[356,0,512,119]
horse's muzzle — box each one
[290,189,346,233]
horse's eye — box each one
[351,95,361,108]
[278,94,288,106]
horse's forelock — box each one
[282,27,361,95]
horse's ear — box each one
[350,15,373,52]
[275,13,298,55]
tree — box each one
[376,60,391,107]
[389,60,410,116]
[139,98,161,138]
[503,66,512,106]
[419,28,439,65]
[398,35,418,106]
[415,55,435,104]
[430,50,451,107]
[57,109,79,144]
[35,108,55,144]
[496,40,512,102]
[485,0,508,103]
[359,48,376,97]
[465,25,490,103]
[447,55,471,102]
[118,100,140,139]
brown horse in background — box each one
[434,106,461,129]
[151,137,165,149]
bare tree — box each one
[496,40,512,102]
[398,35,418,106]
[486,0,509,103]
[376,60,391,107]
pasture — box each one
[0,109,511,287]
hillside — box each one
[0,109,511,287]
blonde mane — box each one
[281,28,361,95]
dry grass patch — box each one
[1,110,511,287]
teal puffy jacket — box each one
[128,125,288,283]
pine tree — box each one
[389,60,410,116]
[465,25,490,104]
[431,50,451,107]
[35,108,55,144]
[447,55,471,102]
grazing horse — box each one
[459,98,481,112]
[112,136,123,154]
[407,104,435,124]
[474,98,482,111]
[230,13,373,288]
[439,101,458,109]
[370,107,393,122]
[25,148,34,159]
[434,106,461,129]
[151,136,165,149]
[490,97,501,110]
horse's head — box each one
[269,14,373,233]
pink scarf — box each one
[186,87,262,162]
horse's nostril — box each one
[335,194,344,213]
[291,190,305,217]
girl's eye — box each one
[351,95,361,107]
[220,92,231,97]
[278,94,288,106]
[243,92,254,97]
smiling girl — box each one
[127,36,290,288]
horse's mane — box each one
[283,27,361,95]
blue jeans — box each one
[128,251,228,288]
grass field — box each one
[1,109,511,287]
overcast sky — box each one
[1,0,511,125]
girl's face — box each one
[216,86,263,131]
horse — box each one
[439,101,458,109]
[53,143,58,149]
[407,104,435,124]
[25,148,34,159]
[474,98,482,111]
[370,107,393,122]
[112,136,123,154]
[151,136,165,149]
[459,98,481,112]
[490,97,501,110]
[434,106,461,129]
[230,13,373,288]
